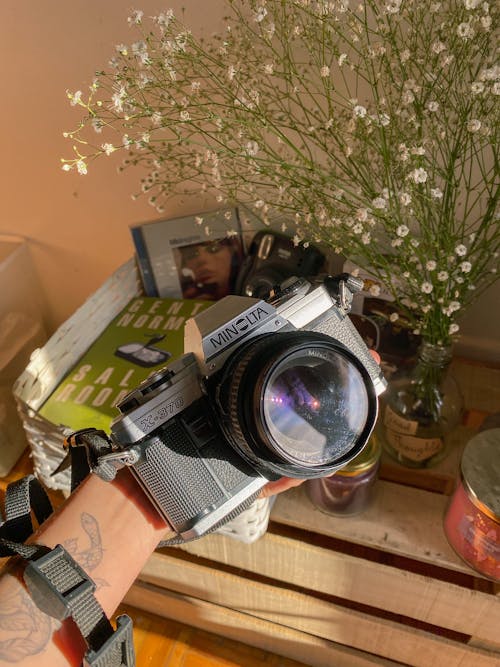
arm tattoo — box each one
[0,511,108,661]
[0,576,53,662]
[63,512,109,588]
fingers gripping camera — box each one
[110,276,386,540]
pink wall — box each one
[1,1,498,360]
[1,1,225,332]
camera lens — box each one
[262,349,369,467]
[218,331,377,478]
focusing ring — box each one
[216,330,378,479]
[216,334,277,472]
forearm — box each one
[0,470,168,666]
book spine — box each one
[131,226,159,297]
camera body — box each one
[235,231,326,298]
[110,276,386,540]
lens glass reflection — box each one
[262,349,369,466]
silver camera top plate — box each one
[184,296,291,376]
[111,354,203,445]
[184,278,341,377]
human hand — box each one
[259,349,381,499]
[259,476,305,499]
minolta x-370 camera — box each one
[110,275,386,540]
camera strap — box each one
[0,475,135,667]
[52,428,126,491]
[0,431,262,663]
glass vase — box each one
[379,341,463,468]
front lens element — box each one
[262,349,369,466]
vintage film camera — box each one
[235,230,326,298]
[110,275,386,540]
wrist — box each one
[110,467,168,531]
[25,469,168,617]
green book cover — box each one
[39,296,211,433]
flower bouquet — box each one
[63,0,499,465]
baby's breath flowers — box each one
[63,0,499,346]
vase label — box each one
[385,428,443,461]
[384,405,419,435]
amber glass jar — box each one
[306,435,381,517]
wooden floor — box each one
[118,603,307,666]
[1,450,307,667]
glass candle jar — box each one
[380,341,463,469]
[443,428,500,581]
[306,435,381,517]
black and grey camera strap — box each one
[0,474,134,666]
[0,429,261,665]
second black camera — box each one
[235,231,326,298]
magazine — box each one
[131,208,244,299]
[39,296,212,433]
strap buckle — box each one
[63,427,110,451]
[84,614,135,667]
[24,544,95,621]
[24,545,136,665]
[3,477,136,666]
[52,428,112,476]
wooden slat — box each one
[172,531,500,643]
[117,602,309,667]
[469,638,500,655]
[270,482,481,575]
[125,581,403,667]
[469,584,500,654]
[131,563,500,667]
[379,460,455,495]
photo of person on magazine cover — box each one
[174,236,244,301]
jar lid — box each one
[461,428,500,522]
[336,434,381,476]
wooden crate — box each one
[125,359,500,666]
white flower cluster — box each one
[63,0,499,345]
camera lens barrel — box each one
[217,331,378,479]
